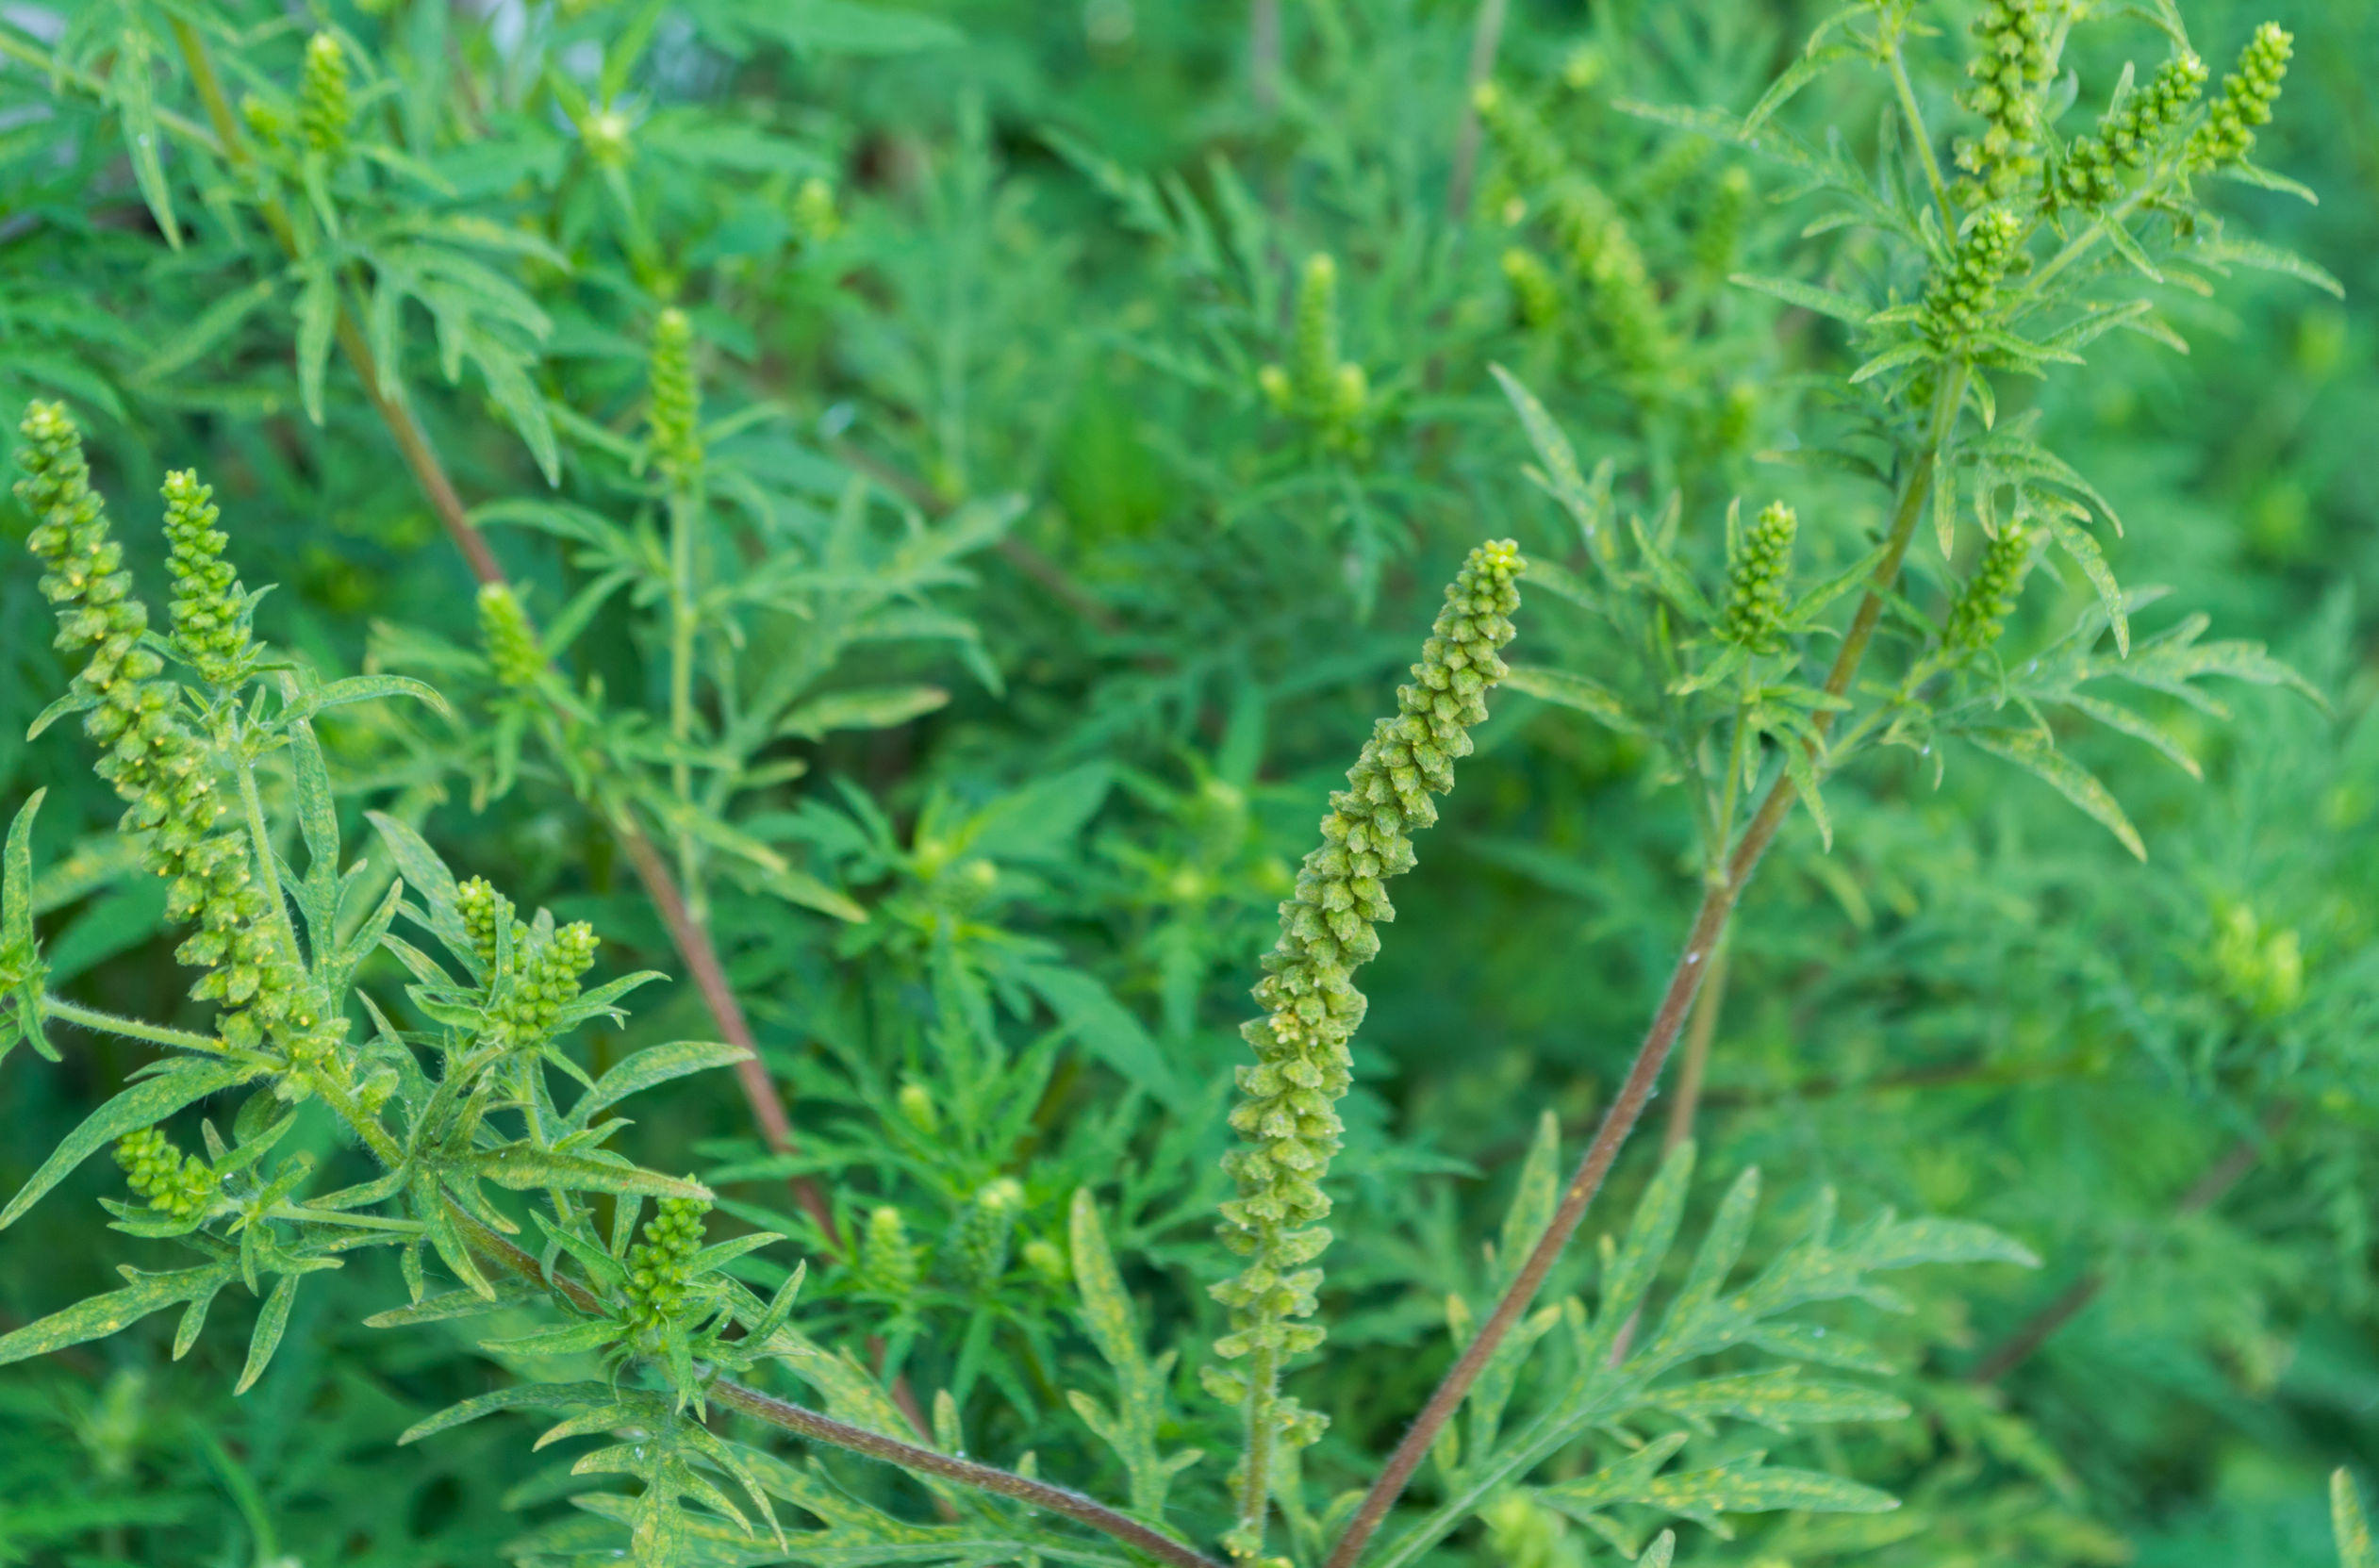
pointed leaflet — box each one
[399,1381,615,1445]
[0,1060,254,1229]
[475,1144,710,1200]
[2,790,51,1064]
[2338,1470,2377,1568]
[1503,666,1642,734]
[111,27,181,249]
[2043,507,2128,656]
[1966,731,2145,860]
[570,1040,752,1130]
[1729,272,1870,323]
[296,263,337,426]
[0,1264,234,1366]
[1580,1140,1695,1365]
[235,1272,302,1395]
[1492,365,1602,541]
[1019,964,1182,1108]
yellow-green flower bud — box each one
[298,33,352,163]
[1720,502,1797,652]
[647,308,702,485]
[896,1080,938,1133]
[951,1177,1024,1286]
[115,1127,217,1221]
[1946,519,2036,653]
[1291,254,1341,413]
[455,877,519,969]
[1696,166,1753,279]
[2212,902,2305,1018]
[477,584,543,693]
[2187,23,2292,170]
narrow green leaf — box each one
[1967,731,2144,861]
[476,1144,711,1200]
[399,1380,612,1444]
[778,685,949,739]
[1780,740,1833,850]
[1019,965,1182,1108]
[573,1040,752,1129]
[479,1317,621,1357]
[2198,234,2344,298]
[1503,665,1641,734]
[289,674,452,721]
[2043,509,2127,656]
[235,1272,300,1395]
[138,277,281,383]
[1729,272,1869,323]
[0,1264,228,1366]
[0,1061,253,1230]
[111,29,179,249]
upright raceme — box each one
[1209,539,1523,1554]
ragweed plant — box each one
[0,1,2369,1566]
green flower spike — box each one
[1502,247,1562,331]
[477,584,544,693]
[858,1205,922,1297]
[2188,22,2292,170]
[1209,539,1523,1554]
[1923,207,2025,352]
[648,308,703,485]
[1957,0,2057,199]
[2053,54,2208,210]
[162,470,258,689]
[299,32,352,162]
[1721,502,1798,652]
[115,1127,218,1222]
[623,1196,711,1329]
[17,405,290,1050]
[1947,518,2037,654]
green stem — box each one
[1887,41,1955,228]
[667,484,701,909]
[38,997,224,1056]
[1234,1339,1281,1555]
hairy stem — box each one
[1325,367,1968,1568]
[447,1211,1224,1568]
[1888,41,1955,227]
[38,997,227,1057]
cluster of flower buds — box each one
[17,405,294,1053]
[1720,503,1798,652]
[623,1196,712,1329]
[1257,255,1370,451]
[299,32,353,162]
[858,1204,923,1296]
[2187,23,2293,170]
[648,308,703,486]
[476,584,545,693]
[2051,54,2208,210]
[1946,519,2037,654]
[162,471,259,688]
[115,1127,218,1221]
[1211,542,1522,1397]
[1957,0,2057,200]
[1923,207,2025,352]
[950,1177,1024,1287]
[454,877,598,1046]
[793,176,842,244]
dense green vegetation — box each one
[0,1,2373,1564]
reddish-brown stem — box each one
[1660,935,1727,1154]
[1325,367,1966,1568]
[1966,1104,2288,1383]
